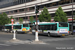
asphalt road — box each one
[0,32,75,50]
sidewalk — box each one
[0,31,13,34]
[0,31,32,34]
[6,39,46,44]
[65,35,75,37]
[27,32,32,34]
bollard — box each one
[35,31,39,41]
[13,30,16,40]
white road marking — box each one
[0,44,10,46]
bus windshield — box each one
[23,24,29,27]
[14,25,21,29]
[59,22,68,27]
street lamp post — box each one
[35,5,39,41]
[35,13,39,41]
[72,0,74,35]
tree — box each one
[74,17,75,20]
[39,7,51,22]
[30,16,34,23]
[0,13,10,25]
[54,12,61,22]
[19,18,23,24]
[74,13,75,20]
[54,6,68,22]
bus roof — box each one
[5,24,22,26]
[35,22,58,24]
[34,22,69,25]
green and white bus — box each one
[32,22,69,36]
[3,24,30,33]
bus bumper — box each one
[17,31,29,34]
[57,33,69,36]
[50,33,69,36]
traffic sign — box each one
[11,19,14,22]
[11,19,14,30]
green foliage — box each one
[19,18,23,24]
[10,16,14,19]
[54,12,61,22]
[0,13,10,25]
[54,6,68,22]
[30,16,34,23]
[73,13,75,15]
[74,17,75,20]
[39,7,51,22]
[74,13,75,20]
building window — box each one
[29,7,34,11]
[5,11,9,14]
[25,8,28,11]
[19,9,24,12]
[14,10,17,13]
[25,17,28,20]
[10,11,13,13]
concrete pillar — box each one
[17,10,19,13]
[24,8,25,12]
[28,16,29,20]
[13,11,14,14]
[28,8,29,11]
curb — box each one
[6,39,46,44]
[30,40,46,44]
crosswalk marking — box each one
[0,44,10,47]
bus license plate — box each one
[62,34,65,36]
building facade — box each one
[0,0,75,23]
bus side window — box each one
[43,25,45,30]
[23,24,28,27]
[52,24,57,30]
[54,25,57,30]
[40,25,44,30]
[46,25,50,30]
[52,25,53,30]
[45,25,47,30]
[53,25,57,30]
[50,25,52,30]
